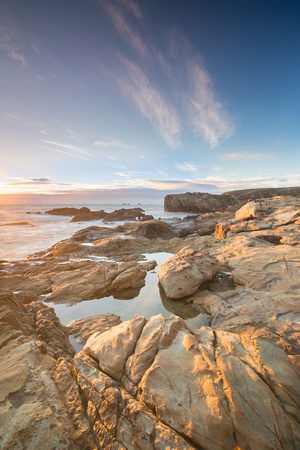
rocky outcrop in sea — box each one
[1,191,300,448]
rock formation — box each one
[164,192,235,213]
[165,186,300,213]
[158,246,219,299]
[45,206,154,222]
[0,290,97,449]
[1,193,300,448]
[74,314,300,449]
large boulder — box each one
[76,314,300,450]
[135,219,179,239]
[158,246,219,299]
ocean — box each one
[0,203,187,261]
[0,203,206,335]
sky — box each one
[1,0,300,204]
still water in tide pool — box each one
[1,204,209,336]
[46,253,209,332]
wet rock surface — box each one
[1,194,300,448]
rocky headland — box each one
[164,186,300,213]
[1,191,300,449]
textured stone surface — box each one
[68,313,122,344]
[77,314,300,450]
[164,192,235,213]
[0,290,96,449]
[158,246,219,299]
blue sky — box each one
[1,0,300,203]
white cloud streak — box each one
[0,20,27,67]
[40,139,92,157]
[175,162,198,172]
[219,151,270,161]
[98,3,234,149]
[116,0,143,19]
[119,58,181,148]
[93,139,135,150]
[186,62,234,147]
[39,145,90,161]
[99,1,147,57]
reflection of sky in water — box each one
[46,252,210,329]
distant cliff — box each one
[164,186,300,212]
[164,192,236,213]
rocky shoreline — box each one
[1,192,300,449]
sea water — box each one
[0,203,205,331]
[0,203,187,261]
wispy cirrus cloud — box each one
[186,61,234,147]
[119,58,181,148]
[8,177,72,186]
[167,31,234,148]
[93,139,135,150]
[99,0,147,57]
[116,0,143,19]
[40,139,125,167]
[0,19,27,67]
[219,151,270,161]
[98,2,234,149]
[174,162,198,172]
[40,139,92,157]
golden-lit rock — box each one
[76,314,300,449]
[158,246,219,299]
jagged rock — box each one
[229,219,271,233]
[214,222,229,239]
[26,301,75,360]
[53,241,82,257]
[76,314,300,449]
[68,313,122,344]
[0,291,97,449]
[235,200,268,220]
[158,246,219,299]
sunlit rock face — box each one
[76,314,300,450]
[158,246,220,299]
[164,192,236,213]
[0,290,97,449]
